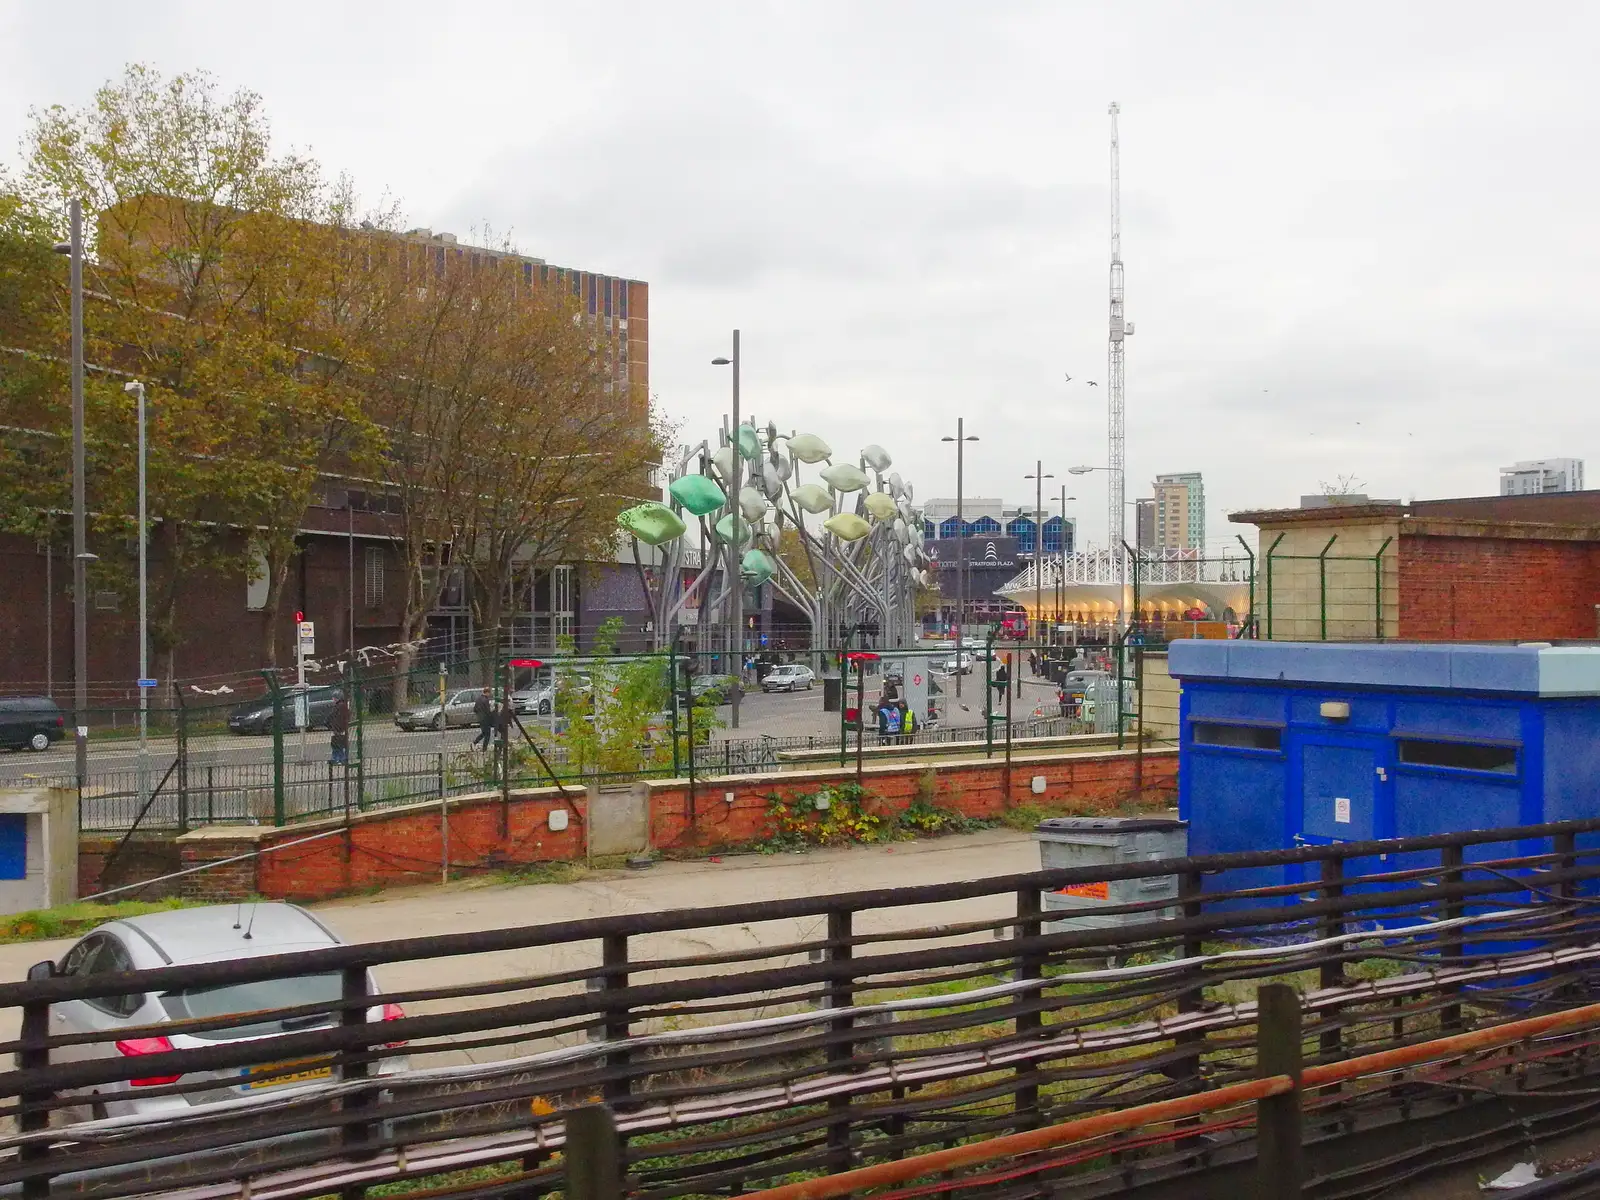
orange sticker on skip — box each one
[1060,880,1110,900]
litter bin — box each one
[1035,816,1188,934]
[822,674,843,713]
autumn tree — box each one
[453,259,662,676]
[12,65,385,671]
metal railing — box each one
[4,818,1600,1198]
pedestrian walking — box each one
[495,694,515,746]
[328,690,350,766]
[471,687,494,749]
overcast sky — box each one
[4,1,1597,554]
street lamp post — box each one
[712,333,742,729]
[52,200,95,788]
[1024,463,1054,645]
[941,421,979,697]
[1058,485,1074,635]
[1069,464,1122,626]
[124,381,150,818]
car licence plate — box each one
[240,1058,333,1090]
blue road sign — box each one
[136,678,158,688]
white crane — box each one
[1107,101,1133,622]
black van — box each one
[0,696,67,752]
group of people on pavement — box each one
[325,685,518,766]
[471,688,516,750]
[874,678,917,743]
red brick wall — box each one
[649,751,1176,851]
[1398,535,1600,640]
[174,750,1176,903]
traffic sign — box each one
[912,674,923,686]
[136,678,158,688]
[297,620,315,654]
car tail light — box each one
[115,1035,180,1086]
[381,1002,407,1049]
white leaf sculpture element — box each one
[789,433,832,463]
[861,444,891,472]
[711,445,735,481]
[864,492,899,521]
[824,512,872,541]
[792,483,833,514]
[820,462,868,492]
[739,486,768,521]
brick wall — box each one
[1398,535,1600,640]
[172,748,1176,903]
[79,838,184,900]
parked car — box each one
[395,688,482,731]
[761,664,816,693]
[938,653,975,675]
[34,903,406,1121]
[226,687,339,736]
[0,695,66,752]
[512,684,555,716]
[684,675,740,706]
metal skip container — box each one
[1035,816,1189,934]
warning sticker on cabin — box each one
[1059,880,1111,900]
[1334,797,1351,824]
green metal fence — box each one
[3,638,1149,834]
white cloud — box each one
[4,0,1598,552]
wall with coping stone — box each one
[172,748,1176,903]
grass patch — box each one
[491,861,588,888]
[0,898,200,944]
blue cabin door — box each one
[1293,735,1393,889]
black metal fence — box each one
[4,818,1600,1198]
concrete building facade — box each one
[1153,472,1205,551]
[1499,458,1584,496]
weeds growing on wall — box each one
[759,783,995,852]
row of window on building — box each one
[924,515,1074,554]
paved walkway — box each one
[0,829,1043,1056]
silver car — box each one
[395,687,482,731]
[40,903,406,1120]
[761,664,816,693]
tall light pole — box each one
[941,421,979,696]
[1024,463,1054,644]
[1058,486,1076,636]
[124,380,151,815]
[53,200,94,788]
[712,332,742,728]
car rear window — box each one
[160,973,343,1041]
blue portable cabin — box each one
[1167,640,1600,905]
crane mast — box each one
[1107,101,1129,621]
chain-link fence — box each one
[3,637,1157,834]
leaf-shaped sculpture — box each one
[864,492,899,521]
[898,498,916,523]
[791,483,833,514]
[739,485,768,521]
[759,470,784,500]
[887,471,904,498]
[736,423,761,460]
[893,518,911,545]
[741,548,777,584]
[617,503,687,546]
[904,481,914,503]
[770,448,793,482]
[669,474,726,516]
[861,444,891,472]
[714,512,752,547]
[824,512,872,541]
[789,432,832,463]
[820,462,867,492]
[903,543,919,564]
[711,445,735,482]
